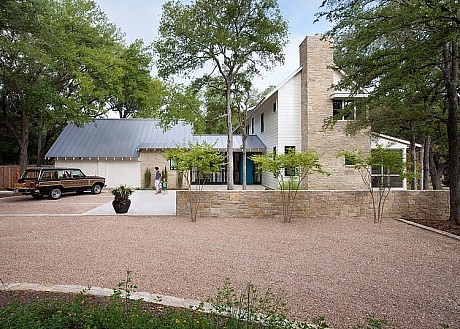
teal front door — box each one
[238,153,254,185]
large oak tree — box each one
[154,0,288,189]
[318,0,460,225]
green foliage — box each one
[154,0,288,189]
[157,82,206,133]
[353,314,387,329]
[111,184,133,200]
[144,168,151,188]
[0,273,392,329]
[250,149,330,222]
[0,0,124,170]
[165,142,225,221]
[108,39,165,119]
[317,0,460,224]
[337,146,408,223]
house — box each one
[45,119,266,188]
[247,36,370,190]
[46,35,415,190]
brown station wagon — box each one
[14,167,106,200]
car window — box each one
[70,169,85,178]
[22,170,40,179]
[40,171,54,179]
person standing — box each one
[154,166,162,194]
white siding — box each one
[278,72,301,151]
[55,159,141,188]
[249,71,302,190]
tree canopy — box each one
[154,0,288,190]
[318,0,460,225]
[0,0,167,170]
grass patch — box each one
[0,273,391,329]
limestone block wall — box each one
[299,36,370,189]
[176,190,449,221]
[139,150,184,189]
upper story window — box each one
[333,99,355,120]
[251,117,254,134]
[273,101,277,113]
[261,113,264,133]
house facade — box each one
[45,119,266,188]
[248,36,370,190]
[46,35,415,190]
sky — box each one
[94,0,331,91]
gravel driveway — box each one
[0,193,459,328]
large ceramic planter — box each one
[112,198,131,214]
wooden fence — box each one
[0,165,21,190]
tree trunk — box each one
[242,132,247,190]
[422,136,430,190]
[443,41,460,225]
[19,109,30,174]
[429,143,445,190]
[410,134,417,190]
[226,81,234,190]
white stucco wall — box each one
[54,159,141,188]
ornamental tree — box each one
[338,146,409,223]
[165,143,225,222]
[250,149,329,223]
[318,0,460,225]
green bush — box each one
[144,168,152,188]
[0,275,390,329]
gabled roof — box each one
[46,119,195,159]
[46,119,266,159]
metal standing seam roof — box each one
[46,119,266,159]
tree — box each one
[338,147,408,223]
[154,0,288,190]
[318,0,460,225]
[233,77,262,189]
[107,40,167,119]
[250,149,329,222]
[0,0,123,172]
[165,143,225,222]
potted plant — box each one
[111,184,133,214]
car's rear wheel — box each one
[91,183,102,195]
[49,188,62,200]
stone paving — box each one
[1,282,214,312]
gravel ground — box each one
[0,193,459,328]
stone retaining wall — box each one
[176,190,449,220]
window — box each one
[371,149,404,188]
[333,100,355,120]
[272,146,277,158]
[284,146,295,176]
[169,159,177,170]
[344,153,358,166]
[260,113,264,132]
[273,101,277,113]
[251,117,254,134]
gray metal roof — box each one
[46,119,266,159]
[192,135,266,152]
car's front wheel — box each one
[49,188,62,200]
[91,183,102,194]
